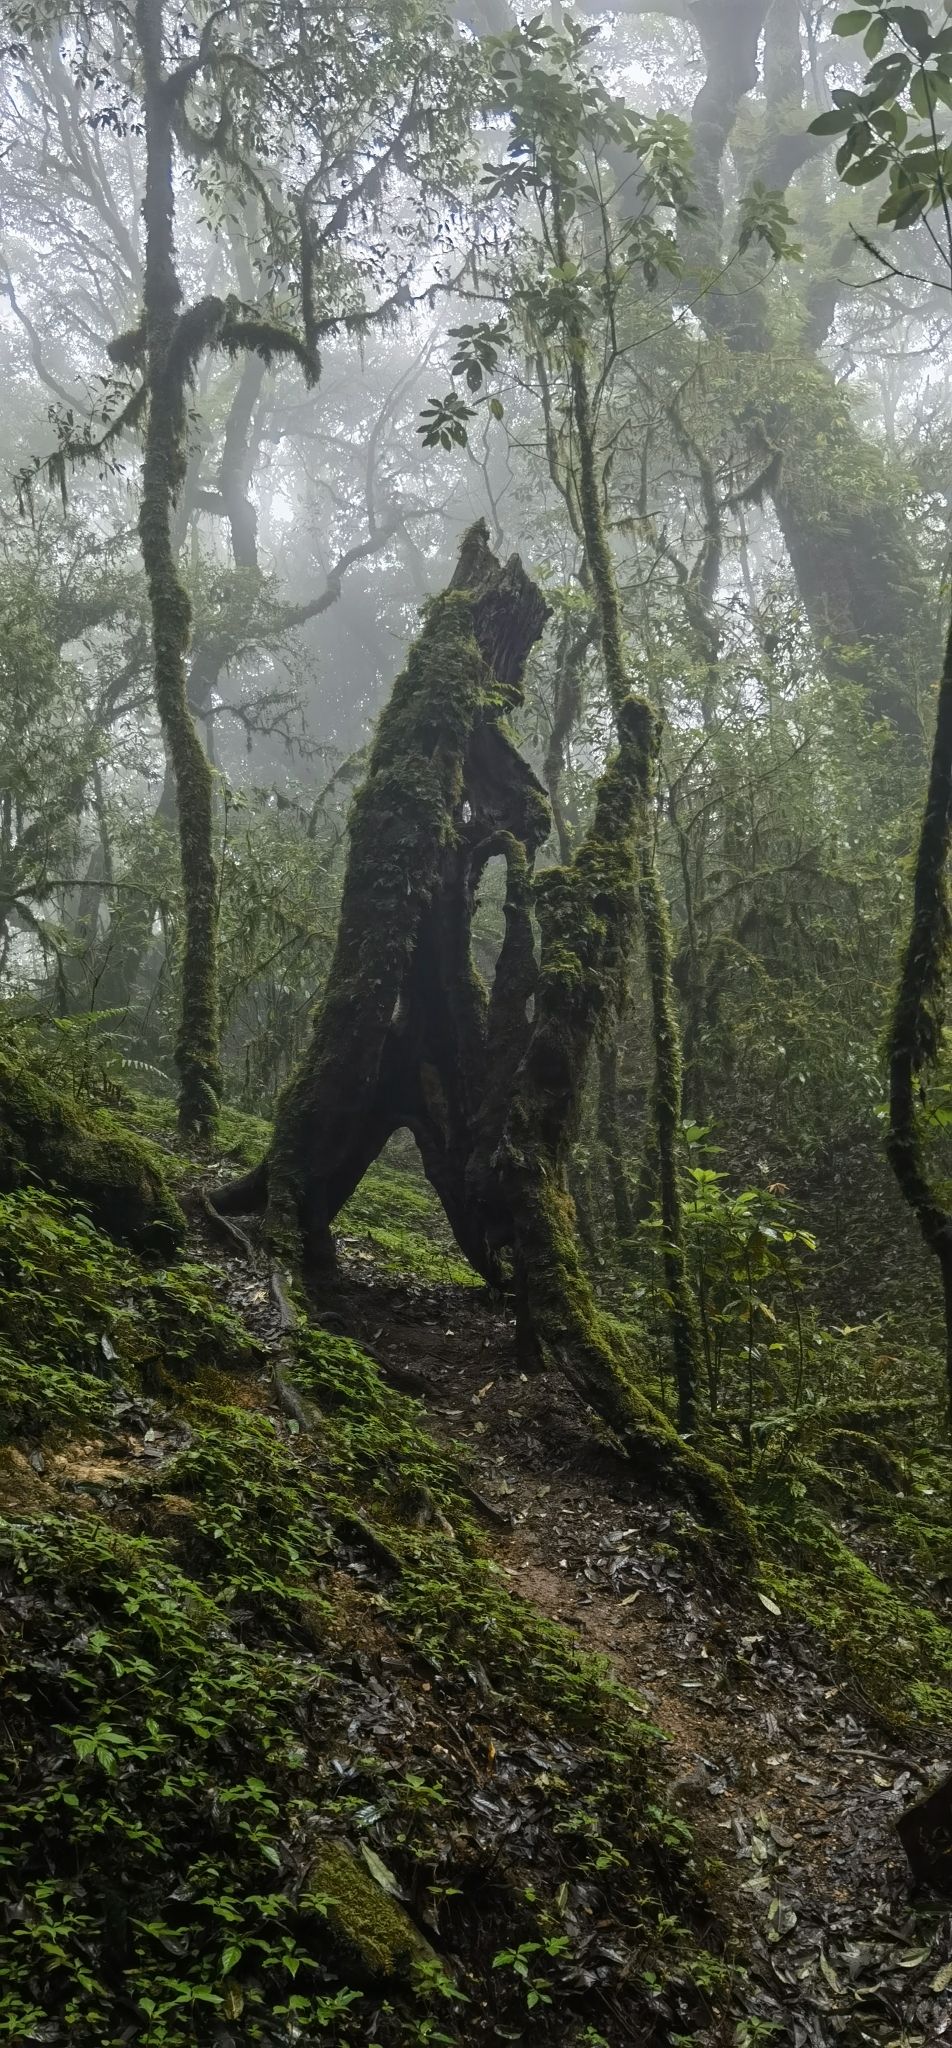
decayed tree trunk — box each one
[215,523,748,1542]
[216,522,550,1271]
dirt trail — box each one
[193,1204,952,2048]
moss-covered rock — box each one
[0,1050,184,1252]
[305,1840,437,1984]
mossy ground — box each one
[132,1092,952,1737]
[751,1404,952,1731]
[0,1101,730,2048]
[2,1085,950,2044]
[337,1161,480,1289]
[135,1093,478,1286]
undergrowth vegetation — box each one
[0,1086,735,2048]
[0,1075,949,2038]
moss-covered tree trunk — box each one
[213,522,745,1539]
[494,701,743,1530]
[886,604,952,1423]
[597,1035,637,1249]
[547,176,702,1438]
[687,0,933,749]
[217,523,550,1270]
[137,0,222,1140]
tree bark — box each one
[137,0,222,1138]
[886,602,952,1423]
[597,1035,637,1247]
[682,0,933,746]
[551,174,703,1435]
[218,523,549,1273]
[213,524,748,1539]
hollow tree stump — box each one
[215,520,551,1278]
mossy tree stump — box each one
[216,522,551,1279]
[215,524,749,1543]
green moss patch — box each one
[0,1187,258,1444]
[339,1162,480,1288]
[307,1840,438,1985]
[758,1491,952,1730]
[0,1051,184,1252]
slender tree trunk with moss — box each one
[543,610,591,864]
[137,0,222,1138]
[639,836,701,1433]
[597,1035,637,1249]
[886,605,952,1423]
[550,179,702,1435]
[496,700,747,1538]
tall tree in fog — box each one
[6,0,478,1134]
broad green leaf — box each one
[808,108,857,135]
[360,1843,402,1896]
[910,68,937,117]
[832,9,873,34]
[883,7,933,54]
[878,184,929,222]
[843,151,891,181]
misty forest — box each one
[8,0,952,2042]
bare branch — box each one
[165,4,232,97]
[0,272,75,404]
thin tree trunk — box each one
[639,836,700,1434]
[544,611,592,863]
[550,178,702,1434]
[597,1035,636,1248]
[137,0,222,1138]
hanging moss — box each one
[0,1051,184,1253]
